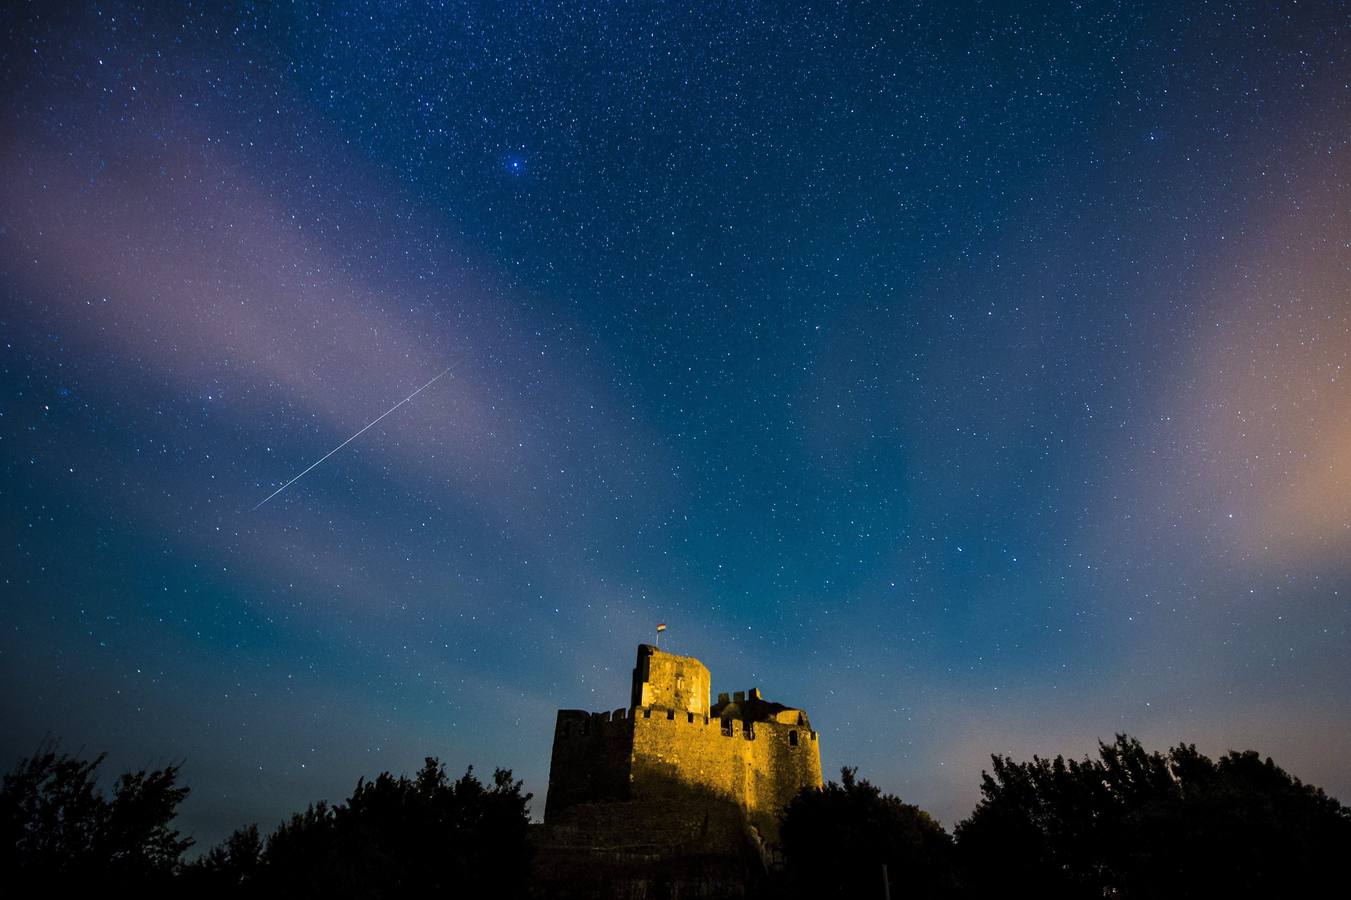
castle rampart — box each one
[544,644,823,844]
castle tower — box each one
[543,644,823,854]
[630,643,710,714]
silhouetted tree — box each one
[955,734,1351,898]
[1,742,192,896]
[780,767,956,899]
[201,757,532,899]
[181,823,263,898]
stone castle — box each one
[540,643,822,887]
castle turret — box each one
[630,643,711,715]
[544,644,822,844]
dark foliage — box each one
[189,757,533,899]
[1,742,192,897]
[179,822,264,898]
[955,734,1351,898]
[11,737,1346,898]
[780,766,956,899]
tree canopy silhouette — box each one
[1,742,192,896]
[955,734,1351,898]
[780,766,955,899]
[12,735,1345,898]
[189,757,533,899]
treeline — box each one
[4,734,1348,898]
[777,735,1350,898]
[2,746,530,899]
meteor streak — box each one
[252,367,452,511]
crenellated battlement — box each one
[544,644,824,840]
[553,707,629,737]
[553,703,820,745]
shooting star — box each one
[252,366,452,511]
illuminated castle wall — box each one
[544,644,823,844]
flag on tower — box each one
[656,623,667,632]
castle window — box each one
[667,709,676,720]
[789,730,798,747]
[687,712,695,723]
[721,718,734,737]
[742,721,755,740]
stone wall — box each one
[539,645,825,896]
[630,644,711,715]
[544,643,823,863]
[627,705,822,841]
[544,707,635,820]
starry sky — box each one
[2,1,1348,847]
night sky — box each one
[3,1,1348,849]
